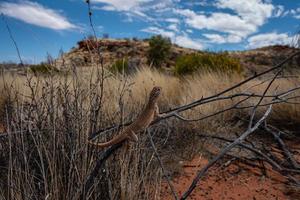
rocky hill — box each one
[56,38,197,69]
[56,39,299,74]
[230,45,300,75]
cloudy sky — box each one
[0,0,299,63]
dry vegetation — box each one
[0,61,300,199]
[0,1,299,198]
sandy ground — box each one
[161,156,292,200]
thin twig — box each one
[79,142,124,199]
[147,129,179,200]
[181,54,295,199]
[85,0,97,39]
[180,105,272,200]
[197,133,282,170]
[88,51,300,140]
[248,68,282,128]
[264,125,300,169]
[197,133,300,175]
[1,13,23,66]
[236,116,300,169]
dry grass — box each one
[0,66,300,199]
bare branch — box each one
[147,129,179,200]
[197,133,300,175]
[248,68,282,128]
[79,142,124,199]
[263,125,300,169]
[1,14,23,66]
[180,105,272,200]
[88,51,300,140]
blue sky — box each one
[0,0,299,63]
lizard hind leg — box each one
[127,131,138,142]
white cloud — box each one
[175,0,275,44]
[167,24,179,32]
[92,0,152,21]
[100,5,117,11]
[92,0,173,21]
[291,8,300,19]
[290,9,297,15]
[0,1,76,30]
[277,7,300,18]
[141,26,175,38]
[175,9,256,38]
[203,34,227,43]
[215,0,274,26]
[141,26,204,50]
[165,18,180,23]
[184,1,210,7]
[175,35,204,50]
[273,5,284,17]
[203,33,242,44]
[91,0,145,11]
[186,29,193,33]
[247,32,292,49]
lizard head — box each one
[149,86,162,102]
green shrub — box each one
[174,53,242,75]
[147,35,171,67]
[29,64,59,74]
[110,58,129,74]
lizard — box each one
[88,86,164,148]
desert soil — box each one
[161,141,300,200]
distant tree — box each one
[87,34,95,40]
[147,35,171,67]
[132,37,139,41]
[103,33,109,39]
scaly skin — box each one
[88,86,163,148]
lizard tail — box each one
[88,132,128,148]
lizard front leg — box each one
[124,131,138,151]
[154,104,167,119]
[127,130,138,142]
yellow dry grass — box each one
[1,66,300,200]
[1,67,300,131]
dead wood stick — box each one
[181,57,284,199]
[79,141,124,199]
[88,51,300,140]
[197,133,300,175]
[180,105,272,200]
[147,129,179,200]
[197,133,283,170]
[263,126,300,169]
[237,116,300,170]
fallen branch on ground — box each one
[180,105,272,200]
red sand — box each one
[161,156,292,200]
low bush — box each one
[110,58,129,74]
[29,64,59,74]
[174,53,242,75]
[147,35,171,68]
